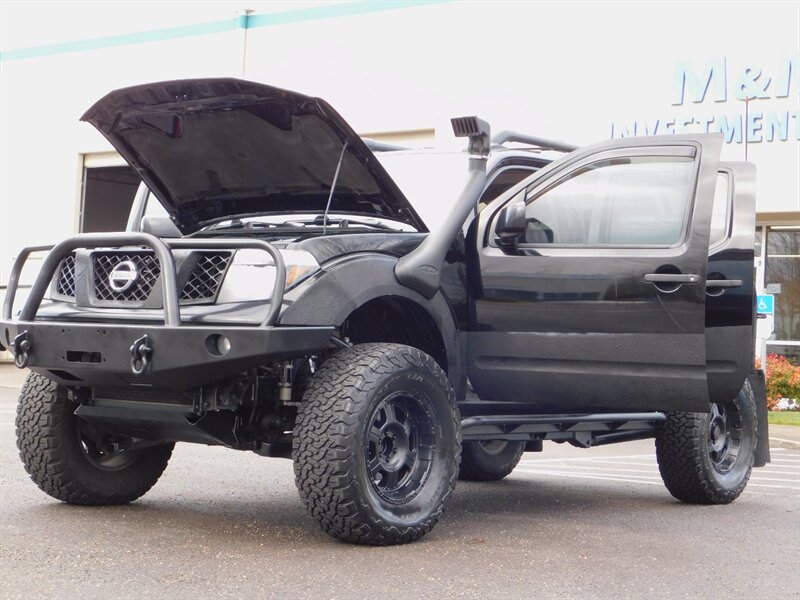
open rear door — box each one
[705,162,757,403]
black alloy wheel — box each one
[707,401,743,474]
[366,392,435,504]
[77,419,142,471]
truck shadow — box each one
[29,474,677,549]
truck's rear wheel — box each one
[459,440,525,481]
[16,372,174,505]
[293,343,460,545]
[655,380,756,504]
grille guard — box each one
[3,233,286,328]
[0,234,332,388]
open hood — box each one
[82,78,426,233]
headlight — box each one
[215,249,320,303]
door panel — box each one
[705,163,756,403]
[467,134,723,414]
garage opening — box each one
[80,166,140,232]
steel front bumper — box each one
[1,320,333,390]
[2,232,333,391]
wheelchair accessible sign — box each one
[757,294,775,315]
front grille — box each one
[180,253,231,302]
[55,253,76,297]
[93,252,161,302]
[76,250,232,305]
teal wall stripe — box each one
[0,19,238,62]
[244,0,444,28]
[0,0,448,62]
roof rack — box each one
[491,130,577,153]
[362,130,577,154]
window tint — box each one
[478,167,535,209]
[709,173,730,248]
[523,156,694,246]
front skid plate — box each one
[1,320,333,391]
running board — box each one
[460,412,666,448]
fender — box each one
[280,253,466,399]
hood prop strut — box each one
[322,141,349,236]
[394,116,491,298]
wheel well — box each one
[340,297,447,371]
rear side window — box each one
[709,173,731,248]
[523,156,694,246]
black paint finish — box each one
[705,163,756,403]
[82,79,425,233]
[466,135,724,413]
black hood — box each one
[82,78,425,233]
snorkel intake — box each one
[394,116,491,298]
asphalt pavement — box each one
[1,369,798,599]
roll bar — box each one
[491,130,578,153]
[361,138,411,152]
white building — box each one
[1,1,798,362]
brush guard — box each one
[2,233,333,391]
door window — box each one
[522,156,695,246]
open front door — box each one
[705,162,757,403]
[467,134,723,414]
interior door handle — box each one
[643,273,700,284]
[705,279,743,288]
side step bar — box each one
[461,412,666,448]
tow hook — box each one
[11,330,30,369]
[129,335,152,375]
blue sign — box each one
[756,294,774,315]
[610,55,800,144]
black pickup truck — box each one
[2,79,768,545]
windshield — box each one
[196,212,416,233]
[144,191,416,233]
[376,151,470,232]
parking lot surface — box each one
[1,375,798,599]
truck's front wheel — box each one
[655,380,757,504]
[293,343,460,545]
[16,372,174,505]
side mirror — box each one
[141,216,181,238]
[495,201,526,246]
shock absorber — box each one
[278,361,293,404]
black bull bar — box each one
[1,233,333,391]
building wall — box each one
[1,1,798,327]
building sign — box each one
[611,55,799,143]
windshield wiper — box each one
[199,219,278,233]
[278,216,400,231]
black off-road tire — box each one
[16,372,174,505]
[293,343,460,545]
[459,440,525,481]
[655,380,757,504]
